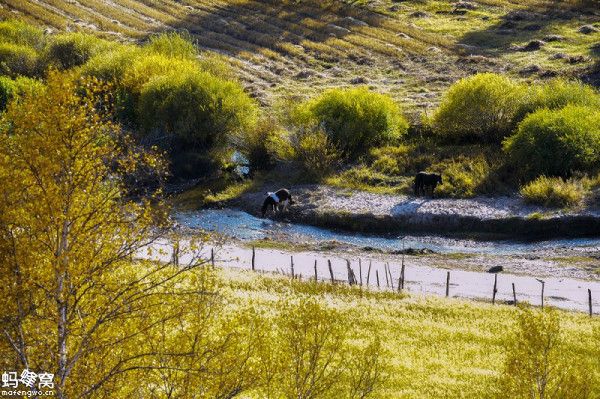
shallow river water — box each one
[175,209,600,256]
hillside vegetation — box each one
[2,0,599,109]
[1,1,599,207]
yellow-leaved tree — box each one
[496,306,595,399]
[0,70,211,398]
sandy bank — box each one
[227,185,600,238]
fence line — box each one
[197,245,596,316]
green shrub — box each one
[137,69,258,149]
[514,79,600,126]
[504,106,600,178]
[297,87,408,158]
[293,128,341,179]
[145,32,197,59]
[122,54,200,95]
[0,75,44,111]
[0,42,39,77]
[81,44,144,81]
[0,19,44,48]
[196,52,235,80]
[430,73,525,143]
[520,176,585,207]
[369,145,411,176]
[232,116,283,171]
[43,32,114,70]
[432,156,491,198]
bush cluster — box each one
[295,87,408,158]
[504,106,600,179]
[430,73,524,143]
[520,176,585,207]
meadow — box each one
[0,2,599,397]
[213,266,600,398]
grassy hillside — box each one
[4,0,599,110]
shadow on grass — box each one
[459,1,598,58]
[162,0,385,63]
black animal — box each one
[414,172,442,197]
[261,188,294,218]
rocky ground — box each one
[227,184,600,238]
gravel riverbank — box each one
[228,185,600,238]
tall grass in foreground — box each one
[223,268,600,398]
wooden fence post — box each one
[290,256,294,278]
[536,279,545,309]
[589,289,593,317]
[314,260,318,282]
[251,246,256,271]
[400,263,405,290]
[346,260,353,285]
[367,261,372,285]
[328,260,334,284]
[211,248,215,268]
[376,270,380,289]
[512,283,517,305]
[387,263,394,290]
[359,259,363,286]
[384,264,389,288]
[171,241,179,266]
[492,274,498,304]
[446,271,450,297]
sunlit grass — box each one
[219,267,599,398]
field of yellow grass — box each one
[220,267,600,398]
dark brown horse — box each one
[414,172,442,197]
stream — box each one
[174,209,600,256]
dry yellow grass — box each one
[2,0,598,109]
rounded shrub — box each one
[514,79,600,126]
[0,76,44,111]
[0,42,39,77]
[137,69,258,148]
[430,73,525,143]
[520,176,585,207]
[122,54,200,95]
[43,32,114,70]
[81,44,144,82]
[504,106,600,179]
[145,32,197,59]
[298,87,408,158]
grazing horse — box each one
[261,188,294,218]
[414,172,442,197]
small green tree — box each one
[265,296,386,399]
[497,307,593,399]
